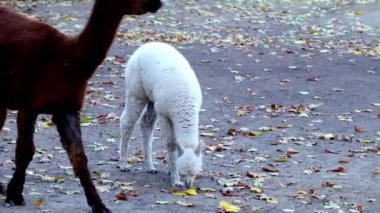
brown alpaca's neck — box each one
[77,0,123,78]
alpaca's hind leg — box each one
[159,116,183,187]
[140,102,157,173]
[120,97,146,172]
[53,112,111,213]
[6,110,38,206]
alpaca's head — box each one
[176,142,203,188]
[116,0,162,15]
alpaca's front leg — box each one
[160,116,183,187]
[0,108,7,194]
[6,110,37,206]
[0,108,6,131]
[140,103,157,173]
[53,112,111,213]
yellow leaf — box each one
[34,198,43,207]
[250,187,263,193]
[172,188,198,198]
[185,188,198,195]
[355,10,364,15]
[297,190,308,195]
[175,200,196,207]
[274,156,288,162]
[248,131,263,137]
[352,50,363,55]
[219,200,241,212]
[266,197,278,204]
[172,191,189,198]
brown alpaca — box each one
[0,0,162,212]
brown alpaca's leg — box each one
[0,108,7,195]
[53,112,111,213]
[6,110,38,206]
[0,108,6,131]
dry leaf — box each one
[329,167,345,173]
[250,187,263,193]
[114,190,128,201]
[34,198,43,207]
[235,105,254,116]
[307,76,320,81]
[219,200,241,212]
[175,200,196,207]
[325,149,339,154]
[354,126,364,132]
[262,166,279,172]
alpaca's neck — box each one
[174,115,200,149]
[77,0,123,78]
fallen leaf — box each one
[354,126,364,132]
[199,187,216,192]
[185,188,198,196]
[247,131,262,137]
[235,105,254,116]
[175,200,196,207]
[172,188,198,198]
[329,167,345,173]
[34,198,43,207]
[322,181,336,188]
[219,200,241,212]
[172,191,189,198]
[307,76,320,81]
[262,166,279,173]
[354,10,364,15]
[114,190,128,201]
[156,201,170,205]
[325,149,339,154]
[250,187,263,193]
[274,156,288,162]
[221,188,239,197]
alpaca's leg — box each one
[0,108,6,194]
[159,116,183,187]
[0,108,6,131]
[6,110,38,206]
[140,102,157,173]
[53,112,111,213]
[119,97,146,172]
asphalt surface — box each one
[0,0,379,212]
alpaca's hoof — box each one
[147,168,158,174]
[172,181,184,188]
[91,203,112,213]
[118,164,131,172]
[5,195,26,207]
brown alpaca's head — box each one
[116,0,162,15]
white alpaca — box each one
[119,42,203,188]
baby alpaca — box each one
[120,42,203,188]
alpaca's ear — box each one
[195,141,203,157]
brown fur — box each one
[0,0,161,212]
